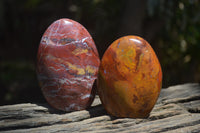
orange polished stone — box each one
[97,36,162,118]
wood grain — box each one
[0,83,200,132]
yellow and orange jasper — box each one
[37,18,100,111]
[97,36,162,118]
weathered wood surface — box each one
[0,83,200,133]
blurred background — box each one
[0,0,200,105]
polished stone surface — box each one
[97,36,162,118]
[37,18,100,111]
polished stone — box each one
[37,18,100,111]
[97,36,162,118]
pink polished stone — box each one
[37,18,100,111]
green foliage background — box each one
[0,0,200,105]
[147,0,200,85]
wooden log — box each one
[0,83,199,133]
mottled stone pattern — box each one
[97,36,162,118]
[37,18,100,111]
